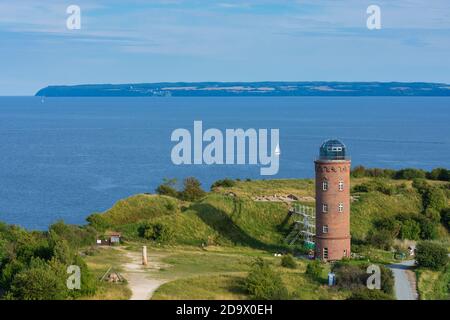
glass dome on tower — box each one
[319,139,348,160]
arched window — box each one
[322,180,328,191]
[338,203,344,213]
[338,180,344,191]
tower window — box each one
[323,225,329,233]
[322,180,328,191]
[339,180,344,191]
[322,203,328,213]
[344,249,347,257]
[323,248,329,259]
[338,203,344,213]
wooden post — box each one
[142,246,148,266]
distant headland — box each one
[35,81,450,97]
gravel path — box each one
[387,260,418,300]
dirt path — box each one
[118,248,171,300]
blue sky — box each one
[0,0,449,95]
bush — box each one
[333,264,366,290]
[305,260,323,280]
[367,229,394,250]
[244,258,289,300]
[418,217,439,240]
[427,168,450,181]
[399,219,421,240]
[422,187,447,212]
[155,178,179,198]
[86,213,110,231]
[211,178,236,190]
[9,265,68,300]
[179,177,206,201]
[348,288,393,300]
[415,241,448,270]
[395,168,426,180]
[139,222,174,243]
[280,254,296,269]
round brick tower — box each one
[314,139,351,261]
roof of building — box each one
[319,139,348,160]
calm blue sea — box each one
[0,97,449,230]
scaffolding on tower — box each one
[285,203,316,249]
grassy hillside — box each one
[91,177,439,249]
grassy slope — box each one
[417,265,450,300]
[91,178,447,300]
[99,178,425,247]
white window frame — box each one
[338,202,344,213]
[323,225,329,233]
[322,203,328,213]
[322,180,328,191]
[338,180,344,191]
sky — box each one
[0,0,449,95]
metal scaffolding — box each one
[285,203,316,248]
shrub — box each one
[399,219,421,240]
[155,178,179,198]
[395,168,426,180]
[427,168,450,181]
[418,218,439,240]
[367,229,394,250]
[280,254,296,269]
[305,260,323,280]
[415,241,448,270]
[86,213,110,231]
[348,288,393,300]
[422,187,447,212]
[139,222,174,243]
[9,265,68,300]
[424,207,441,223]
[244,258,289,300]
[211,179,236,190]
[333,264,366,290]
[179,177,206,201]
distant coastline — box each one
[35,81,450,97]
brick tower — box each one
[314,139,351,261]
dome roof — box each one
[319,139,347,160]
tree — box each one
[245,258,289,300]
[155,178,179,198]
[179,177,206,201]
[9,265,68,300]
[427,168,450,181]
[395,168,426,180]
[415,241,448,270]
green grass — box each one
[152,248,348,300]
[417,265,450,300]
